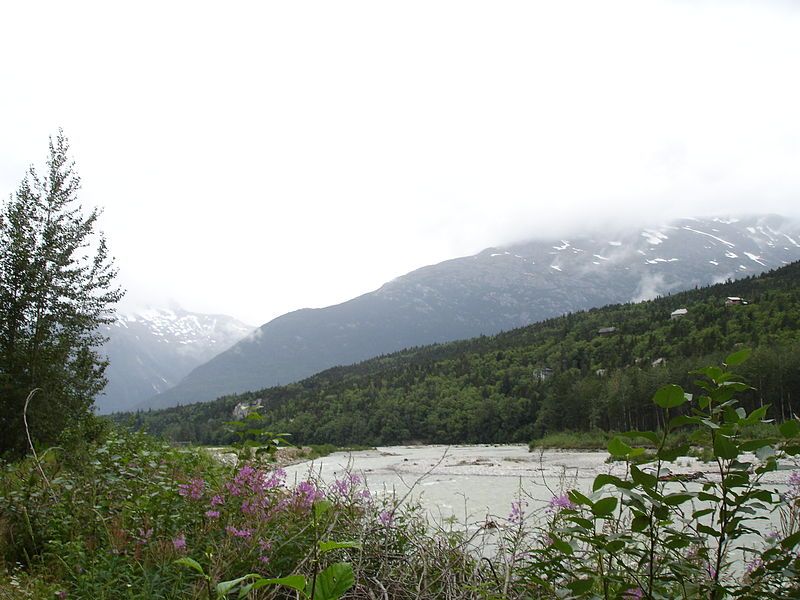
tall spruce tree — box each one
[0,131,123,457]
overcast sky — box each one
[2,1,799,325]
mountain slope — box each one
[97,308,253,413]
[143,214,800,409]
[124,259,800,445]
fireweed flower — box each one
[204,510,220,519]
[225,526,253,539]
[178,478,205,500]
[787,470,800,502]
[745,557,764,578]
[210,494,225,507]
[508,500,527,524]
[378,510,394,526]
[547,494,575,512]
[172,534,187,551]
[295,481,324,507]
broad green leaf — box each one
[780,420,800,438]
[631,515,649,532]
[567,578,594,594]
[550,537,574,555]
[309,562,355,600]
[250,575,308,595]
[319,540,361,553]
[568,490,592,506]
[663,493,694,506]
[782,530,800,550]
[608,437,633,457]
[739,439,777,452]
[592,497,618,517]
[742,405,771,426]
[174,557,206,577]
[654,384,688,409]
[313,499,333,521]
[695,366,724,382]
[630,465,658,489]
[713,435,739,460]
[725,348,751,367]
[593,474,630,492]
[697,524,721,538]
[216,574,258,596]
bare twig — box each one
[23,388,57,502]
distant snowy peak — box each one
[97,308,255,414]
[112,308,253,352]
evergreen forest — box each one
[119,261,800,447]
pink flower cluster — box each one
[294,480,325,508]
[178,478,205,500]
[548,494,575,512]
[333,473,362,497]
[225,465,287,497]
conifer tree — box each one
[0,131,123,457]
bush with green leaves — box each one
[515,349,800,598]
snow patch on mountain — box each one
[642,229,668,245]
[682,226,736,248]
[744,252,766,266]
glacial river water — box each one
[282,444,795,526]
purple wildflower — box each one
[210,494,225,507]
[508,499,527,524]
[745,557,764,577]
[225,526,252,539]
[548,494,575,512]
[178,478,205,500]
[623,588,643,599]
[172,534,187,551]
[378,510,394,526]
[295,480,324,507]
[204,510,220,519]
[787,470,800,502]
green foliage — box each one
[5,354,800,597]
[531,353,800,598]
[0,130,123,457]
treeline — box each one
[116,262,800,446]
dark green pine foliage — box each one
[123,260,800,448]
[0,131,123,457]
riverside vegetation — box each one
[2,352,800,598]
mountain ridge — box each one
[141,213,800,410]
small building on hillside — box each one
[534,367,554,382]
[595,368,607,377]
[598,326,617,336]
[670,308,688,320]
[652,357,667,368]
[725,297,748,306]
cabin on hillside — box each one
[725,297,748,306]
[534,367,554,382]
[597,326,617,336]
[670,308,688,320]
[652,357,666,368]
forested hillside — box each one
[120,261,800,446]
